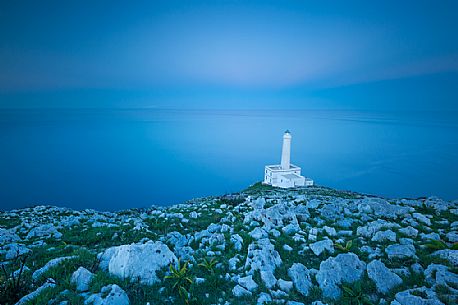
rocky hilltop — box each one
[1,184,457,305]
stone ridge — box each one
[0,184,457,305]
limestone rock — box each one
[257,292,272,305]
[413,213,432,226]
[385,244,416,260]
[288,263,313,297]
[372,230,397,243]
[84,284,129,305]
[3,243,30,260]
[399,226,418,238]
[71,267,94,292]
[33,256,77,280]
[238,275,258,292]
[15,278,56,305]
[394,287,443,305]
[98,241,177,285]
[367,260,402,294]
[245,238,282,274]
[282,223,301,235]
[260,270,277,289]
[27,224,62,239]
[432,250,458,267]
[250,227,268,240]
[425,264,458,293]
[0,228,21,245]
[446,231,458,243]
[233,284,252,297]
[277,279,293,292]
[316,253,366,300]
[230,234,243,251]
[310,239,334,256]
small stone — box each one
[233,285,252,297]
[310,239,334,256]
[277,279,293,292]
[385,244,416,260]
[238,275,258,292]
[399,226,418,238]
[287,302,305,305]
[260,270,277,289]
[371,230,397,242]
[249,227,268,240]
[85,284,129,305]
[323,226,337,236]
[256,292,272,305]
[412,213,432,226]
[283,244,293,251]
[71,267,93,292]
[282,223,301,235]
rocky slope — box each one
[1,183,457,305]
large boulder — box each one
[316,253,366,300]
[84,284,129,305]
[367,260,402,294]
[288,263,313,297]
[98,241,177,285]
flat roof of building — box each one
[282,173,302,179]
[265,164,301,171]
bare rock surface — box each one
[1,184,457,305]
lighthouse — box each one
[281,130,292,170]
[263,130,314,188]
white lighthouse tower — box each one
[263,130,313,188]
[281,130,292,170]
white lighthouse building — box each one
[263,130,314,188]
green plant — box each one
[425,239,447,250]
[342,282,374,305]
[198,257,217,274]
[335,240,353,252]
[164,259,194,304]
[0,251,31,305]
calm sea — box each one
[1,108,457,211]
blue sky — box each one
[1,0,457,110]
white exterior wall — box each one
[281,132,291,170]
[264,166,307,188]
